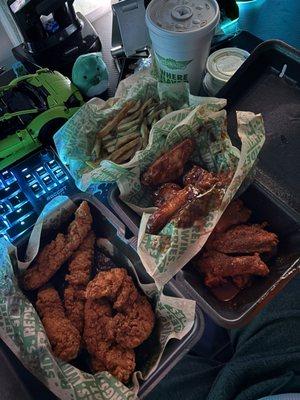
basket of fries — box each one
[54,71,192,191]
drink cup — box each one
[146,0,220,95]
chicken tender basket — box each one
[0,194,202,399]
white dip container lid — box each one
[206,47,250,83]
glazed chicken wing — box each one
[196,250,269,288]
[142,138,195,186]
[213,199,251,234]
[36,287,80,361]
[183,165,232,193]
[153,183,181,208]
[146,185,199,234]
[206,224,279,254]
[23,201,92,290]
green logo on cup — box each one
[156,53,192,70]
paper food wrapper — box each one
[0,197,196,400]
[54,70,218,191]
[86,101,265,288]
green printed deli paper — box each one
[0,197,197,400]
[89,103,265,288]
[54,70,193,190]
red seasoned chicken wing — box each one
[142,138,195,186]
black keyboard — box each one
[0,148,78,244]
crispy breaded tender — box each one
[23,201,92,290]
[64,231,95,333]
[36,288,80,361]
[65,232,95,286]
[206,224,279,254]
[83,298,135,382]
[35,286,65,319]
[85,268,138,311]
[83,298,113,354]
[113,295,155,349]
[64,286,85,333]
[113,275,138,312]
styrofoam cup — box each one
[146,0,220,95]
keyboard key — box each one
[0,182,20,198]
[36,166,47,176]
[7,213,38,239]
[24,173,35,183]
[30,183,44,196]
[0,219,7,232]
[6,202,34,225]
[53,168,67,181]
[0,202,10,216]
[2,170,16,182]
[48,160,59,169]
[9,192,27,207]
[42,175,55,187]
[0,180,4,190]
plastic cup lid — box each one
[206,47,250,83]
[146,0,219,34]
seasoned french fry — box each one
[119,108,142,124]
[166,105,173,114]
[117,123,140,135]
[117,117,143,132]
[115,132,139,150]
[127,99,141,114]
[109,137,140,162]
[117,127,140,138]
[96,100,135,139]
[141,119,149,149]
[140,98,155,114]
[91,138,101,159]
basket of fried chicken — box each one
[97,99,266,288]
[0,198,197,399]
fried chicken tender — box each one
[153,183,181,208]
[113,295,155,349]
[23,201,92,290]
[196,251,269,288]
[206,224,279,254]
[36,288,80,361]
[85,268,138,311]
[64,232,95,333]
[83,298,136,382]
[65,232,95,286]
[142,138,195,186]
[84,269,154,381]
[64,286,86,333]
[83,298,113,353]
[147,185,199,234]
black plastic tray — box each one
[108,181,300,327]
[3,194,203,400]
[176,182,300,327]
[218,39,300,216]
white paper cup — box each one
[146,0,220,95]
